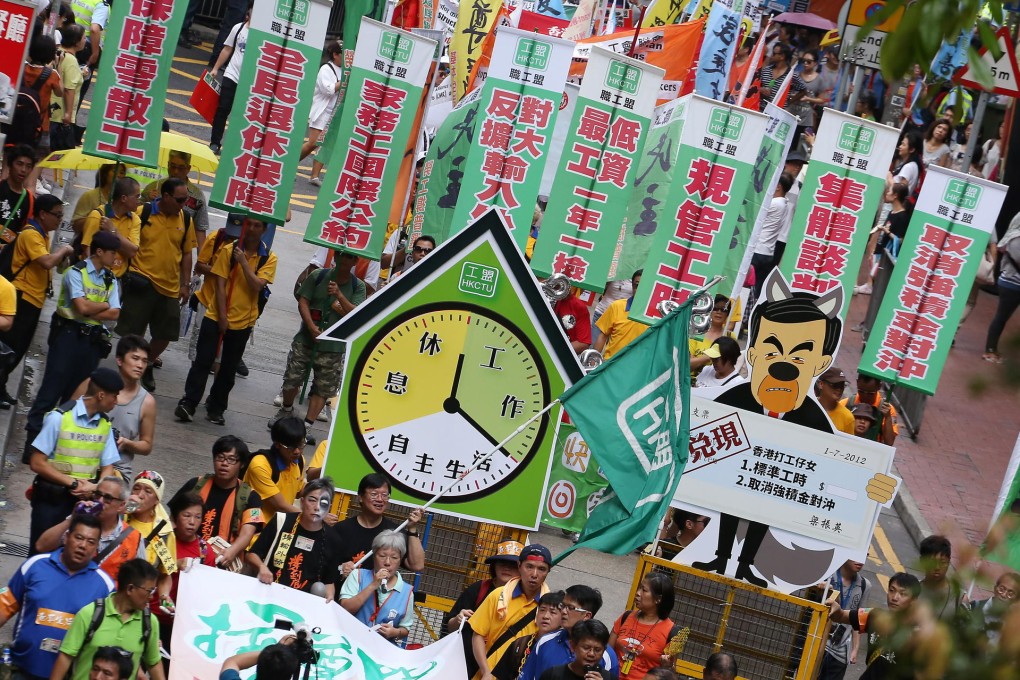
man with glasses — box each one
[814,367,855,436]
[117,177,197,393]
[243,417,308,515]
[34,476,146,583]
[519,584,620,680]
[0,513,114,680]
[143,151,211,249]
[961,572,1020,650]
[388,234,436,280]
[0,194,73,408]
[840,373,898,445]
[80,178,142,280]
[52,558,165,680]
[326,473,425,587]
[656,509,711,560]
[171,435,263,568]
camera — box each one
[274,619,320,666]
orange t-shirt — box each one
[612,613,675,680]
[22,65,62,131]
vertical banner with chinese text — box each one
[450,0,502,102]
[532,47,663,291]
[695,0,742,100]
[777,110,898,313]
[859,167,1006,394]
[303,20,436,258]
[450,28,574,248]
[83,0,185,167]
[210,0,332,222]
[0,0,35,126]
[630,96,767,324]
[541,416,609,532]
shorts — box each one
[281,339,344,397]
[116,278,182,341]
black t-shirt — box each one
[326,515,406,568]
[849,609,896,680]
[251,512,333,593]
[0,182,30,234]
[174,476,262,543]
[886,209,910,240]
[441,579,494,635]
[539,665,611,680]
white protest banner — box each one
[170,566,466,680]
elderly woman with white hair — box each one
[339,529,415,643]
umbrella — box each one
[37,131,219,174]
[772,12,837,31]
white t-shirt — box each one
[754,195,789,257]
[695,365,741,388]
[309,62,342,128]
[894,160,919,195]
[223,23,249,84]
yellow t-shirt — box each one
[309,440,327,472]
[0,276,16,316]
[193,233,221,309]
[127,515,178,574]
[81,209,141,278]
[72,188,108,224]
[205,243,277,330]
[243,451,304,511]
[468,579,546,678]
[596,298,649,359]
[51,53,83,122]
[11,226,51,308]
[132,203,197,297]
[827,404,856,436]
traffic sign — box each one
[954,25,1020,97]
[839,0,904,67]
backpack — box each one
[228,241,272,317]
[77,597,153,670]
[0,216,42,281]
[241,447,303,483]
[0,67,52,146]
[139,201,192,249]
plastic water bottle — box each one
[125,499,140,514]
[2,647,11,665]
[1,646,12,680]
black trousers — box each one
[0,293,42,387]
[986,284,1020,353]
[182,316,251,414]
[209,78,238,147]
[29,477,75,555]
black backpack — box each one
[0,221,44,281]
[228,241,272,317]
[1,67,52,146]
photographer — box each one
[220,635,299,680]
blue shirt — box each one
[3,549,114,678]
[31,398,121,467]
[63,258,120,309]
[519,628,620,680]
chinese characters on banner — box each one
[209,0,331,223]
[450,28,574,248]
[777,110,898,314]
[450,0,502,102]
[611,96,688,283]
[303,20,436,258]
[695,0,743,101]
[541,416,609,532]
[82,0,185,167]
[171,566,467,680]
[859,166,1006,394]
[532,47,663,290]
[0,0,35,126]
[630,96,767,324]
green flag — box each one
[984,438,1020,571]
[554,302,691,561]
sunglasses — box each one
[412,246,433,254]
[93,492,121,504]
[802,60,816,64]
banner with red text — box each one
[0,0,35,126]
[570,21,705,103]
[777,110,898,312]
[451,27,574,248]
[532,47,663,290]
[82,0,185,167]
[859,166,1006,394]
[630,96,767,325]
[209,0,331,222]
[303,19,436,258]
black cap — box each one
[786,149,807,164]
[90,367,124,393]
[519,544,552,566]
[90,230,121,253]
[851,402,877,422]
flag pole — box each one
[351,398,563,569]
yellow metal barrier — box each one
[628,555,830,680]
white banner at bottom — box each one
[170,566,467,680]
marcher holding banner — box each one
[860,166,1007,393]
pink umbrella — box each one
[772,12,838,30]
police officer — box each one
[23,230,120,459]
[27,367,123,554]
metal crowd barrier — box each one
[858,247,929,440]
[631,555,830,680]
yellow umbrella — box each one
[37,131,218,174]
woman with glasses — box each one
[688,295,736,383]
[789,50,827,148]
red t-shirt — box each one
[554,295,592,345]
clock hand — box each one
[443,354,466,414]
[456,407,514,459]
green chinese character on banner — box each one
[357,649,438,679]
[944,179,981,209]
[708,108,744,140]
[275,0,309,24]
[605,61,641,94]
[379,32,414,63]
[514,38,550,70]
[837,122,875,154]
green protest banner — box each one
[209,0,332,223]
[984,436,1020,572]
[630,96,767,325]
[303,19,436,258]
[609,95,688,283]
[541,417,609,532]
[411,87,483,246]
[859,166,1006,394]
[777,110,899,314]
[450,27,575,250]
[83,0,186,168]
[532,47,664,291]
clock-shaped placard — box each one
[321,211,583,529]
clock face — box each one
[349,302,552,502]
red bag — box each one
[190,70,220,125]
